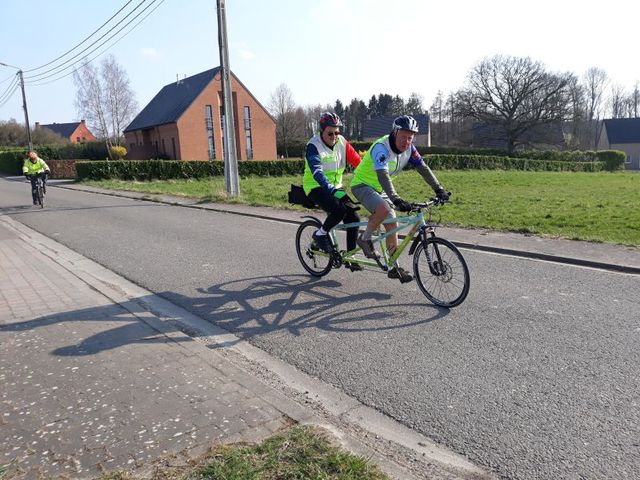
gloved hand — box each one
[333,189,347,200]
[393,197,412,212]
[435,188,450,202]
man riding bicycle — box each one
[303,112,362,268]
[23,150,51,205]
[350,115,449,283]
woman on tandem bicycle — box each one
[294,115,470,308]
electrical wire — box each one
[24,0,152,81]
[0,80,20,109]
[0,76,19,105]
[25,0,166,87]
[24,0,135,73]
[0,73,16,85]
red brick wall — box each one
[126,71,276,162]
[70,122,97,144]
[47,159,76,179]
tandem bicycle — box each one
[295,197,470,308]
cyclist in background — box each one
[23,150,51,205]
[350,115,449,283]
[303,112,362,268]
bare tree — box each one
[428,91,445,145]
[455,55,572,154]
[73,54,137,156]
[583,67,608,121]
[406,92,424,115]
[629,81,640,118]
[268,83,305,157]
[582,67,608,148]
[609,83,627,118]
[628,80,640,118]
[565,76,587,148]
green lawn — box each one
[83,170,640,246]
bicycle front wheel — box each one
[295,220,332,277]
[413,237,470,307]
[37,184,44,208]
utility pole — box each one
[0,62,32,150]
[18,70,33,151]
[216,0,239,196]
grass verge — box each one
[82,170,640,245]
[98,425,389,480]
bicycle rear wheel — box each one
[413,237,470,307]
[295,220,332,277]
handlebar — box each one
[410,192,451,211]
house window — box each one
[171,137,177,159]
[219,106,226,158]
[76,137,81,143]
[244,106,253,160]
[162,138,166,155]
[130,143,135,150]
[625,154,632,164]
[205,105,216,160]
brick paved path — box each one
[0,218,307,479]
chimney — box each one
[81,119,86,125]
[35,122,40,129]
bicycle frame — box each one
[305,206,435,272]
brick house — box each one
[597,118,640,170]
[123,67,276,161]
[36,120,96,143]
[362,114,431,147]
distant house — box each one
[597,118,640,170]
[362,114,430,147]
[471,122,566,151]
[36,120,96,143]
[123,67,276,161]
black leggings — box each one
[307,187,360,251]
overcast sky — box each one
[1,0,638,126]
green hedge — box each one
[76,159,306,181]
[0,142,111,175]
[0,150,25,175]
[423,154,614,171]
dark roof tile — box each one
[124,67,220,132]
[40,122,80,138]
[363,114,430,138]
[603,118,640,144]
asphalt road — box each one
[2,178,639,480]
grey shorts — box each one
[351,184,396,218]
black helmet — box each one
[319,112,343,131]
[392,115,419,133]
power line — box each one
[0,79,20,109]
[24,0,152,81]
[0,73,16,85]
[24,0,135,73]
[25,0,166,87]
[0,75,19,104]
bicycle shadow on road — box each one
[160,274,450,344]
[0,275,449,357]
[0,299,192,357]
